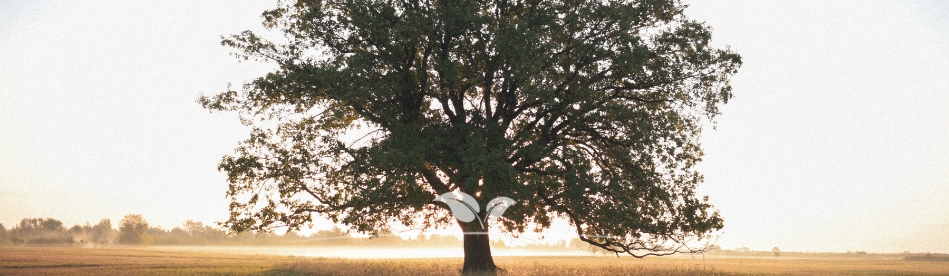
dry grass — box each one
[277,257,726,276]
[2,247,949,275]
[0,246,296,275]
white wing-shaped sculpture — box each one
[485,197,515,220]
[433,191,480,223]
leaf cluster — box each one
[200,0,740,256]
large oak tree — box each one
[200,0,740,272]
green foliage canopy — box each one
[201,0,740,256]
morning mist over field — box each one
[2,0,948,258]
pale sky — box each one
[1,1,947,253]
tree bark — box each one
[461,221,497,274]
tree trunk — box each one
[461,221,497,274]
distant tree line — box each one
[1,215,627,252]
[0,214,465,247]
[0,218,115,245]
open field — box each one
[2,247,949,275]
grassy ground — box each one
[1,247,948,275]
[0,247,293,275]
